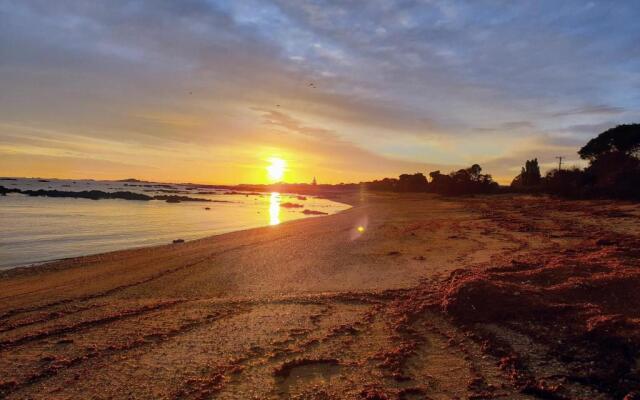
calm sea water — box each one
[0,178,350,269]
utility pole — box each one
[555,156,564,171]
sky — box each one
[1,1,639,184]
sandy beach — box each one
[1,192,639,399]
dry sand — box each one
[1,192,639,399]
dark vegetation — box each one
[510,158,541,187]
[429,164,499,195]
[364,123,640,200]
[364,164,498,195]
[515,124,640,200]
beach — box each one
[1,192,639,399]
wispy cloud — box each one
[551,105,626,118]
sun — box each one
[266,157,286,182]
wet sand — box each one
[1,192,639,399]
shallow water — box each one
[0,178,350,269]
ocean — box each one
[0,178,350,269]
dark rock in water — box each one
[281,202,304,208]
[301,209,327,215]
[152,189,187,194]
[204,207,210,210]
[2,187,154,201]
[387,251,401,256]
[154,195,211,203]
[4,186,225,204]
[173,239,185,244]
[0,186,19,196]
[38,179,50,182]
[117,178,143,183]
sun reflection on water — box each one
[269,192,280,225]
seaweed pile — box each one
[438,233,640,398]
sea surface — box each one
[0,178,350,269]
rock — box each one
[154,195,211,203]
[172,239,185,244]
[302,209,328,215]
[280,202,304,208]
[15,188,153,201]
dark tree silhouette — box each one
[428,164,498,195]
[364,177,398,192]
[397,173,429,192]
[511,158,541,187]
[365,173,429,192]
[544,168,588,198]
[540,123,640,199]
[578,124,640,161]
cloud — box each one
[551,105,626,118]
[1,1,640,183]
[501,121,535,130]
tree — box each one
[364,173,429,192]
[365,177,398,192]
[428,164,498,195]
[511,158,541,187]
[397,173,429,192]
[544,168,588,198]
[541,123,640,199]
[578,124,640,161]
[467,164,482,181]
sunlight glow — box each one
[269,192,280,225]
[266,157,286,182]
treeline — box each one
[364,164,498,195]
[511,124,640,200]
[365,123,640,200]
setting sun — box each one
[266,157,286,182]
